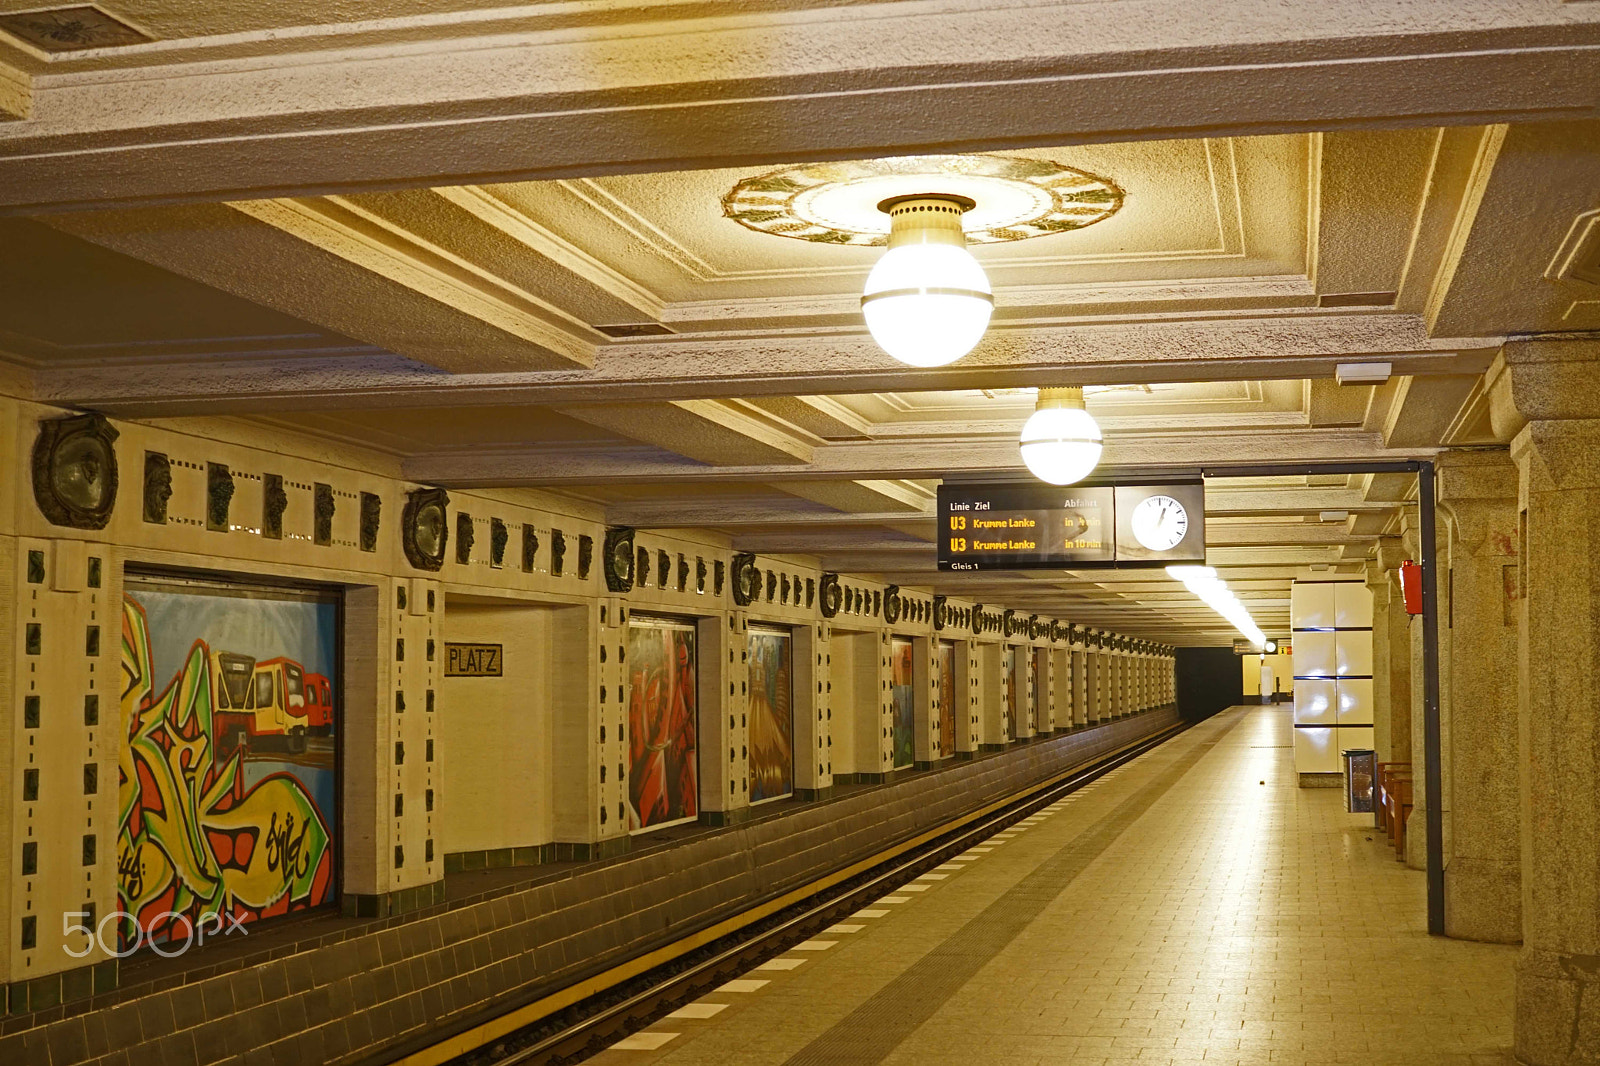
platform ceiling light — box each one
[1166,565,1266,647]
[725,156,1125,368]
[1020,386,1103,485]
[859,195,993,367]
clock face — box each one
[1130,494,1189,551]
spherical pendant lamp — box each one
[861,195,993,367]
[1019,386,1103,485]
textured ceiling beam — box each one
[403,428,1429,487]
[44,201,597,373]
[0,3,1597,212]
[554,399,815,465]
[36,312,1498,416]
[0,59,27,122]
[768,479,933,516]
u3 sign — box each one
[445,642,503,677]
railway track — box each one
[403,720,1188,1066]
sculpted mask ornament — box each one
[206,463,234,532]
[143,451,172,525]
[313,483,335,546]
[401,487,450,572]
[360,492,381,552]
[522,524,539,572]
[603,527,635,592]
[730,554,759,606]
[262,473,287,539]
[455,512,475,564]
[819,573,842,618]
[550,529,566,576]
[33,412,119,530]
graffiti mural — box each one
[890,637,914,768]
[938,640,958,756]
[118,581,339,951]
[627,618,699,831]
[747,627,793,803]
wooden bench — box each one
[1376,762,1412,847]
[1380,765,1414,858]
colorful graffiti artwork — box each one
[118,582,339,950]
[890,636,914,768]
[627,619,699,831]
[747,628,793,803]
[938,641,958,756]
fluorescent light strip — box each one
[1165,565,1265,646]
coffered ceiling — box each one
[1,0,1597,644]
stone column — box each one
[1366,538,1412,766]
[977,640,1007,749]
[792,623,834,798]
[1071,646,1088,726]
[1091,645,1108,722]
[1435,448,1521,944]
[1489,340,1600,1064]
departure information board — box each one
[937,481,1206,571]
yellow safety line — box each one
[394,722,1183,1066]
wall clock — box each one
[1129,493,1189,552]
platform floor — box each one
[588,705,1516,1066]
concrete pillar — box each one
[1490,340,1600,1064]
[696,610,751,821]
[1091,647,1108,722]
[1366,538,1412,766]
[978,641,1007,749]
[1112,650,1126,716]
[954,638,979,758]
[1070,646,1088,726]
[793,623,834,796]
[1435,448,1521,944]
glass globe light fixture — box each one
[861,195,993,367]
[1019,386,1103,485]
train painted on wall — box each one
[211,651,334,756]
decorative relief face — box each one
[313,483,336,546]
[723,153,1123,246]
[263,473,288,539]
[491,518,509,568]
[360,492,381,553]
[455,512,475,564]
[206,463,234,532]
[32,413,119,530]
[521,524,539,572]
[401,487,450,572]
[578,534,594,580]
[143,451,171,525]
[550,529,566,576]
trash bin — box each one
[1342,748,1375,814]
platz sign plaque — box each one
[444,642,503,677]
[937,481,1206,571]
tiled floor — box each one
[586,706,1516,1065]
